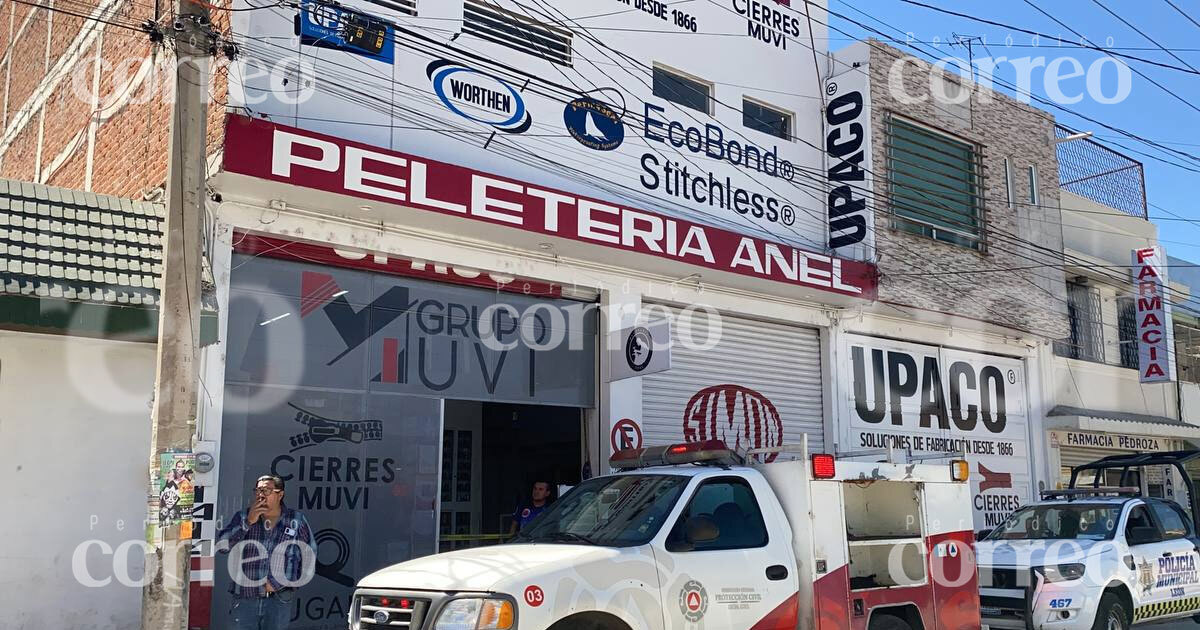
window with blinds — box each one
[887,117,984,250]
[1117,297,1138,369]
[1054,280,1104,362]
[1177,322,1200,384]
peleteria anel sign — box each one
[1131,246,1175,384]
[222,115,878,300]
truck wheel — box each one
[1094,594,1129,630]
[869,613,912,630]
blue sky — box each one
[828,0,1200,262]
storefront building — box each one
[184,2,886,627]
[821,42,1073,535]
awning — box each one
[1047,405,1200,441]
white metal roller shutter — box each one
[639,303,825,454]
[1059,447,1102,470]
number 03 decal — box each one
[524,585,545,607]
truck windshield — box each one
[988,504,1122,541]
[514,474,689,547]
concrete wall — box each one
[860,41,1069,340]
[0,330,154,629]
[1061,190,1159,267]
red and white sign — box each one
[222,116,878,300]
[1132,246,1175,383]
[611,418,644,452]
[523,585,545,607]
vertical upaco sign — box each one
[838,334,1030,531]
[824,44,874,260]
[1132,246,1176,384]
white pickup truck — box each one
[976,451,1200,630]
[349,440,980,630]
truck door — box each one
[656,475,800,630]
[1145,499,1200,614]
[1123,502,1176,616]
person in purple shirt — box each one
[217,474,316,630]
[508,480,552,537]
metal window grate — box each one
[463,0,572,66]
[1177,322,1200,384]
[886,116,985,250]
[365,0,416,15]
[1054,280,1104,362]
[1055,125,1147,218]
[1117,297,1138,369]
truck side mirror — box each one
[975,529,993,542]
[1127,527,1162,546]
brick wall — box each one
[0,0,228,198]
[864,41,1070,339]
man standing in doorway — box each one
[217,474,316,630]
[508,480,552,537]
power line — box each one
[1163,0,1200,33]
[228,7,1200,317]
[894,0,1200,75]
[1019,0,1200,123]
[1089,0,1200,74]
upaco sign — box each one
[824,44,874,259]
[223,116,878,299]
[837,334,1030,530]
[1131,246,1176,384]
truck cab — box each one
[976,451,1200,630]
[349,440,980,630]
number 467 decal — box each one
[1049,599,1072,609]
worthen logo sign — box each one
[222,115,879,300]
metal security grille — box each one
[463,0,572,66]
[887,116,986,250]
[1117,297,1138,369]
[638,304,824,456]
[1176,322,1200,384]
[1054,280,1103,362]
[366,0,416,16]
[1056,124,1147,218]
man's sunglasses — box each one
[253,487,282,496]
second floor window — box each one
[1054,280,1103,362]
[1177,322,1200,384]
[1117,297,1138,369]
[743,99,791,140]
[887,117,984,250]
[653,66,711,114]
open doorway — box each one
[440,400,583,551]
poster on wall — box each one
[228,0,862,257]
[838,334,1031,531]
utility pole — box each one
[141,0,213,626]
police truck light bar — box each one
[610,440,742,469]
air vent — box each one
[365,0,416,16]
[463,0,572,66]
